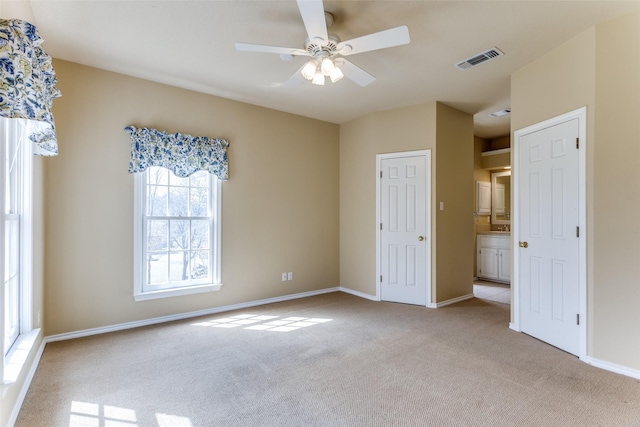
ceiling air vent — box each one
[455,47,504,70]
[489,108,511,117]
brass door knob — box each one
[519,241,528,248]
[418,236,425,241]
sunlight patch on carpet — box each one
[156,413,193,427]
[70,401,137,427]
[191,314,332,332]
[69,401,194,427]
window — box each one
[134,166,221,301]
[2,119,34,361]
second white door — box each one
[518,117,580,355]
[380,155,427,305]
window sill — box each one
[3,328,41,385]
[134,283,222,302]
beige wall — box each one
[592,10,640,370]
[339,102,474,304]
[339,104,436,296]
[339,114,377,295]
[511,10,640,371]
[481,151,510,170]
[434,103,474,302]
[487,136,510,151]
[45,60,340,336]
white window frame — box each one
[133,168,222,301]
[2,118,38,384]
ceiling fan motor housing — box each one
[305,34,341,58]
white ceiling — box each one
[4,0,640,139]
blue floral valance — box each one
[0,19,61,156]
[125,126,229,180]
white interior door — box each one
[379,155,427,305]
[518,118,580,355]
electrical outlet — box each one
[287,272,293,280]
[282,272,287,281]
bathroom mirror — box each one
[492,171,511,225]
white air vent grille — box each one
[490,108,511,117]
[455,47,504,70]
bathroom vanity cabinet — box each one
[477,234,510,283]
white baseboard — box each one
[46,287,340,343]
[339,286,379,301]
[431,293,474,308]
[583,356,640,380]
[7,339,46,427]
[509,322,520,332]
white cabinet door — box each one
[478,247,498,280]
[476,181,491,215]
[477,235,510,283]
[498,248,511,282]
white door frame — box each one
[511,107,587,360]
[376,150,432,307]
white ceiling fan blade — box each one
[235,42,310,57]
[338,26,410,56]
[296,0,328,45]
[335,58,376,87]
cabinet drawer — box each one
[477,235,510,249]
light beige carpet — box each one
[16,292,640,426]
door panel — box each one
[480,247,498,279]
[519,118,580,355]
[498,248,510,282]
[380,155,427,305]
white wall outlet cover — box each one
[287,272,293,280]
[281,273,287,281]
[440,201,444,210]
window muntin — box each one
[135,166,220,299]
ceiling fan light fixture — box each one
[321,57,335,76]
[329,66,344,83]
[301,60,318,80]
[312,72,325,86]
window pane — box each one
[147,253,168,285]
[170,220,190,250]
[4,217,20,349]
[5,274,19,349]
[191,220,209,250]
[5,135,19,214]
[6,218,18,278]
[169,251,190,282]
[191,250,209,279]
[168,187,188,216]
[190,171,209,188]
[190,187,208,217]
[147,185,168,216]
[147,220,168,251]
[148,167,169,185]
[170,173,189,187]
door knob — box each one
[418,236,425,241]
[519,241,528,248]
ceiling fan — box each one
[235,0,410,87]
